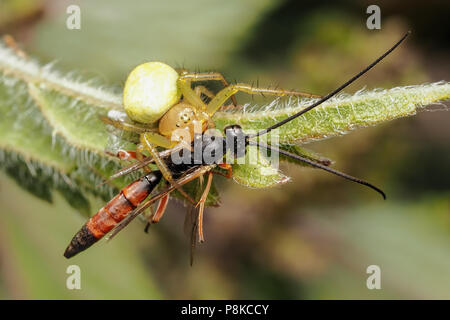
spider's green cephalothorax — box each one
[123,62,181,124]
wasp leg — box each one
[179,72,238,107]
[195,171,213,243]
[143,205,155,233]
[212,170,231,178]
[144,193,169,232]
[151,193,170,224]
[206,84,321,116]
[141,133,196,205]
[217,163,233,179]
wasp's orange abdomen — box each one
[64,171,162,259]
[105,193,135,221]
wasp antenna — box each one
[249,31,411,139]
[252,142,386,199]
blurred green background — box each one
[0,0,449,299]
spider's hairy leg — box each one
[194,85,216,100]
[106,149,138,161]
[177,77,207,110]
[141,132,175,149]
[100,115,156,134]
[105,133,173,173]
[206,83,321,116]
[140,133,196,205]
[179,72,238,106]
[103,144,186,186]
[175,68,189,75]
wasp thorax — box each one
[224,124,247,158]
[123,62,181,124]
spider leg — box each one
[194,86,244,112]
[106,149,138,161]
[194,85,215,100]
[102,144,185,185]
[105,144,149,170]
[206,83,321,116]
[177,78,207,110]
[179,72,238,106]
[100,115,156,134]
[141,133,196,205]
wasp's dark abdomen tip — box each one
[64,225,98,259]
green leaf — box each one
[231,145,289,188]
[0,45,137,211]
[27,83,111,154]
[213,82,450,144]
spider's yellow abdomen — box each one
[123,62,181,124]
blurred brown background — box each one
[0,0,449,299]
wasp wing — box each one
[183,204,198,266]
[182,176,205,266]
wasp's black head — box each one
[224,124,247,158]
